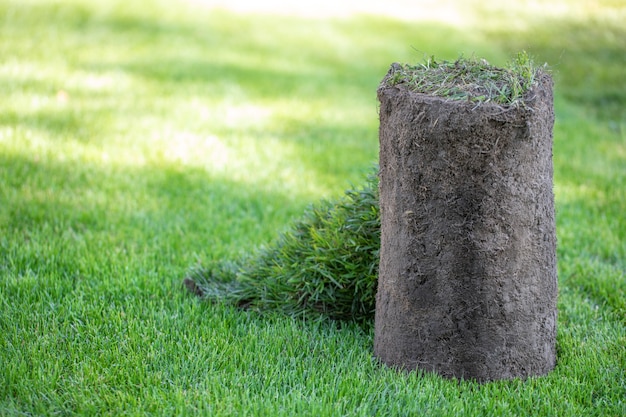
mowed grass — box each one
[1,0,624,415]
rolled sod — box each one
[374,56,557,382]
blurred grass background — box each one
[1,0,624,415]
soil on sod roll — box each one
[374,56,557,381]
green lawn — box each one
[1,0,624,415]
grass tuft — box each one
[186,169,380,323]
[386,51,545,107]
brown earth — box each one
[374,66,557,382]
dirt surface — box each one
[374,66,557,381]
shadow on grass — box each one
[0,150,308,276]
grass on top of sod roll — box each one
[386,52,546,107]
